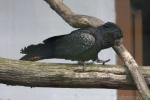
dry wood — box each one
[44,0,150,99]
[113,44,150,99]
[44,0,104,28]
[0,57,150,89]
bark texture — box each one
[0,58,150,89]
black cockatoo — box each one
[20,22,123,64]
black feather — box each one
[21,43,44,54]
[20,22,123,61]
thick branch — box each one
[44,0,104,28]
[113,45,150,98]
[44,0,150,99]
[0,58,150,89]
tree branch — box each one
[44,0,150,99]
[44,0,104,28]
[113,44,150,98]
[0,57,150,89]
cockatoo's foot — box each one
[96,59,110,65]
[78,61,86,71]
